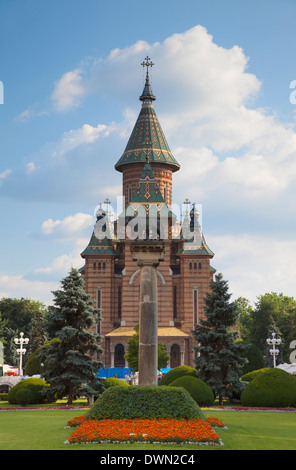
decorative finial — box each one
[141,56,154,76]
[104,198,111,215]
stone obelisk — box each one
[131,241,165,386]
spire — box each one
[139,56,156,103]
[115,57,180,173]
[80,199,119,258]
[179,202,214,257]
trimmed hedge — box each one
[241,368,296,407]
[169,376,214,406]
[241,368,270,383]
[86,385,205,421]
[158,366,197,386]
[7,378,49,405]
[104,377,130,388]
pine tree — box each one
[192,273,247,405]
[39,268,104,404]
[28,310,48,355]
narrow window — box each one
[173,285,177,319]
[118,286,122,320]
[193,288,198,326]
[97,288,102,334]
[128,187,132,203]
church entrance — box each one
[114,343,125,367]
[170,344,181,368]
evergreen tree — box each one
[39,268,104,404]
[192,273,247,405]
[28,310,48,355]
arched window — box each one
[114,343,125,367]
[170,344,181,368]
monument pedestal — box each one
[130,241,165,387]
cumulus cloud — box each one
[0,274,57,305]
[51,68,85,112]
[40,212,94,238]
[208,234,296,304]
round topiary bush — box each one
[241,368,270,383]
[241,368,296,407]
[105,377,130,388]
[7,378,49,405]
[169,375,214,406]
[85,385,206,421]
[158,366,197,386]
[15,388,33,406]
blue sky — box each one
[1,0,296,305]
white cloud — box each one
[0,169,11,179]
[51,68,85,112]
[208,234,296,304]
[0,274,57,305]
[41,212,94,238]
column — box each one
[131,241,165,387]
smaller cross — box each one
[182,198,191,218]
[141,56,154,75]
[104,198,111,215]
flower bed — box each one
[66,417,225,446]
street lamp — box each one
[266,332,281,368]
[14,332,29,376]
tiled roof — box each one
[115,75,180,172]
[105,326,189,337]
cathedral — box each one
[80,57,215,369]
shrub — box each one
[15,389,33,406]
[104,377,130,388]
[241,368,270,383]
[241,368,296,407]
[0,393,8,401]
[85,385,205,421]
[239,342,265,375]
[169,375,214,406]
[7,378,49,405]
[158,366,197,386]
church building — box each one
[80,57,215,369]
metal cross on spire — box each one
[141,56,154,76]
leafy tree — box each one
[235,297,254,340]
[249,292,296,361]
[192,273,247,405]
[38,268,104,404]
[125,325,169,371]
[0,297,47,365]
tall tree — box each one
[193,273,247,405]
[39,268,104,404]
[28,310,48,355]
[0,297,47,365]
[250,292,296,361]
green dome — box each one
[115,59,180,172]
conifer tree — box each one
[192,273,246,405]
[39,268,104,404]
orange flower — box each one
[67,418,223,445]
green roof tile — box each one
[115,73,180,172]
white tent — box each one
[276,363,296,375]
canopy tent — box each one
[276,363,296,375]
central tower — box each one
[81,57,215,371]
[115,56,180,207]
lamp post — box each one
[14,332,29,376]
[266,332,281,368]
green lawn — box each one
[1,406,296,451]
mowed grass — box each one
[0,407,296,450]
